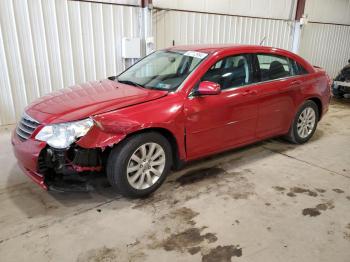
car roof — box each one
[164,44,314,73]
[166,44,284,54]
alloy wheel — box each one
[297,107,316,139]
[126,142,166,190]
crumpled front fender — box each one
[76,125,126,149]
[76,115,160,149]
[75,97,186,161]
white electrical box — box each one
[122,37,141,58]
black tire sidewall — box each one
[292,101,319,144]
[107,132,172,198]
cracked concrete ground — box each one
[0,99,350,262]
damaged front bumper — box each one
[12,131,48,189]
[11,129,105,192]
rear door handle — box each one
[242,89,258,96]
[289,80,302,88]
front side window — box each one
[201,54,253,90]
[117,50,207,91]
[257,54,293,81]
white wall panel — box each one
[153,10,296,51]
[299,23,350,78]
[13,0,40,101]
[42,0,64,92]
[56,0,76,88]
[68,1,87,83]
[81,3,97,80]
[103,4,117,77]
[305,0,350,25]
[0,0,142,126]
[0,0,28,120]
[0,24,16,125]
[92,3,106,80]
[153,0,297,20]
[28,0,53,96]
[77,0,139,5]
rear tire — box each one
[285,100,319,144]
[107,132,172,198]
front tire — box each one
[107,132,172,198]
[285,100,319,144]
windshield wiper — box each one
[117,79,144,88]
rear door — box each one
[254,53,301,138]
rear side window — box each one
[201,54,253,90]
[291,60,309,75]
[257,54,293,81]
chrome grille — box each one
[16,113,40,141]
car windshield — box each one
[117,50,208,91]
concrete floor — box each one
[0,99,350,262]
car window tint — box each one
[295,61,309,75]
[202,55,253,90]
[257,54,293,81]
[290,59,309,75]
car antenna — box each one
[259,36,267,46]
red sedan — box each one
[12,45,331,197]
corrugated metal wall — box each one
[153,10,296,51]
[299,23,350,78]
[0,0,142,126]
[2,1,349,126]
[152,0,297,20]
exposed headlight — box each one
[35,118,94,149]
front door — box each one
[184,54,259,160]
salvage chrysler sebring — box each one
[12,45,331,197]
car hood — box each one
[26,79,168,124]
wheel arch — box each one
[123,127,184,170]
[307,97,323,121]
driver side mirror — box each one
[195,81,221,96]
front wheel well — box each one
[122,128,182,170]
[308,97,322,120]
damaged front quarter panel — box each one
[76,125,125,149]
[76,114,145,149]
[75,94,186,162]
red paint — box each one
[197,81,221,95]
[12,45,331,188]
[12,131,46,172]
[71,164,102,173]
[19,165,48,190]
[25,80,167,125]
